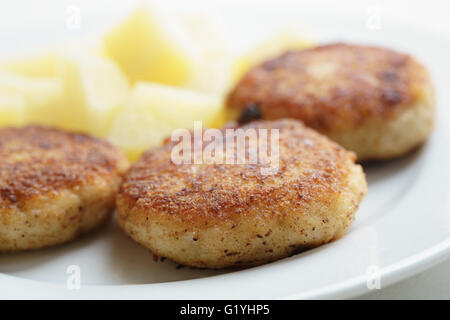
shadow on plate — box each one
[362,143,426,186]
[0,222,111,273]
[104,219,228,284]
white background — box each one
[0,0,449,299]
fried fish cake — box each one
[0,126,129,252]
[227,43,435,161]
[117,119,367,268]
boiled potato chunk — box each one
[108,82,224,161]
[0,48,127,136]
[181,13,233,95]
[56,52,129,136]
[232,29,315,81]
[0,94,26,127]
[104,6,199,86]
[0,72,62,127]
[0,41,108,78]
[1,51,58,78]
[107,106,171,162]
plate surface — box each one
[0,2,450,299]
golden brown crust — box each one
[118,119,357,227]
[117,119,367,268]
[0,125,128,207]
[227,43,431,132]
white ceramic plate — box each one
[1,2,450,299]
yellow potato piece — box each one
[55,52,129,136]
[232,29,315,81]
[0,72,63,127]
[1,52,58,78]
[181,13,233,95]
[108,107,172,162]
[0,40,107,78]
[108,82,224,162]
[0,94,26,127]
[104,6,199,86]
